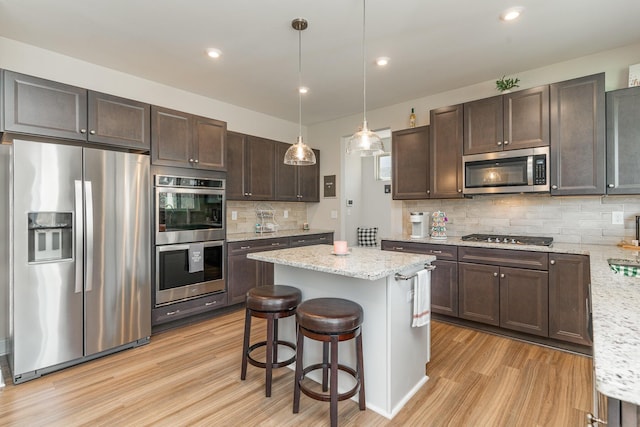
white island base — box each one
[273,263,430,419]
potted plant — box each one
[496,75,520,92]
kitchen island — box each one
[248,244,436,419]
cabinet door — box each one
[499,267,549,337]
[245,136,275,200]
[503,86,550,151]
[297,149,320,202]
[431,260,458,317]
[548,253,591,346]
[606,86,640,194]
[226,131,247,200]
[193,116,226,170]
[88,91,150,150]
[550,73,605,195]
[458,262,500,326]
[463,96,503,155]
[274,142,298,201]
[227,254,262,305]
[431,104,463,198]
[151,106,192,167]
[392,126,430,199]
[3,71,87,141]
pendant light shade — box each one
[346,0,384,156]
[284,18,316,166]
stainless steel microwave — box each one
[462,146,550,195]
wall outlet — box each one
[331,210,338,219]
[284,210,288,219]
[407,289,414,303]
[612,211,624,225]
[231,211,237,221]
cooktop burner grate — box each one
[461,233,553,247]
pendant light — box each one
[284,18,317,166]
[346,0,385,157]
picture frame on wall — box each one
[629,63,640,87]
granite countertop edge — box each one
[226,229,334,242]
[382,234,640,406]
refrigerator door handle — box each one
[84,180,94,292]
[74,180,83,294]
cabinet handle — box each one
[458,189,462,193]
[248,192,252,196]
[550,259,556,265]
[89,130,96,135]
[166,310,180,316]
[394,247,404,250]
[194,159,199,164]
[500,273,505,278]
[497,141,503,146]
[503,140,509,145]
[427,190,431,194]
[430,250,442,254]
[80,129,87,134]
[608,184,614,188]
[297,239,305,243]
[271,243,280,246]
[189,158,194,163]
[205,301,217,306]
[551,185,558,190]
[241,245,251,250]
[493,272,498,277]
[586,413,606,426]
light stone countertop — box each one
[383,234,640,406]
[247,244,436,281]
[226,228,334,242]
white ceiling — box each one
[1,0,639,125]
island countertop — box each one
[247,244,435,281]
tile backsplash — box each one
[403,194,640,245]
[226,201,308,234]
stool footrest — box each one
[298,363,360,402]
[247,340,296,369]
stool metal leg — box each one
[240,308,252,380]
[292,325,304,413]
[356,332,366,410]
[322,341,329,392]
[330,335,339,427]
[265,314,274,397]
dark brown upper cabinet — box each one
[226,132,275,200]
[430,104,464,198]
[2,71,150,150]
[550,73,605,195]
[392,126,430,200]
[151,106,226,170]
[274,141,320,202]
[606,86,640,195]
[463,86,549,155]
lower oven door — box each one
[156,240,225,306]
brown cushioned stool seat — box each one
[293,298,366,427]
[241,285,302,397]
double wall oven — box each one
[154,175,225,306]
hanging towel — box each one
[412,269,431,328]
[188,243,204,273]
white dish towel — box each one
[411,269,431,328]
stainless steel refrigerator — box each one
[2,139,151,383]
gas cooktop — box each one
[461,234,553,247]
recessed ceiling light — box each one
[500,7,523,21]
[206,48,222,59]
[299,86,309,94]
[376,57,390,66]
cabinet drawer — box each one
[227,237,290,255]
[290,233,333,247]
[458,246,548,270]
[381,240,457,260]
[152,292,227,325]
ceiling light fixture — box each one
[206,48,222,58]
[284,18,317,166]
[376,57,390,67]
[299,86,309,94]
[347,0,385,157]
[500,7,523,21]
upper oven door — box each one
[156,186,225,244]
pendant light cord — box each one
[298,26,303,139]
[362,0,367,124]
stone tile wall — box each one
[226,201,308,234]
[403,194,640,245]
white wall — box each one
[306,42,640,239]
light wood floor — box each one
[0,307,592,426]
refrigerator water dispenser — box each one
[27,212,73,263]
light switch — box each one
[330,210,338,219]
[612,211,624,225]
[284,210,289,218]
[231,211,238,221]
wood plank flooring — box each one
[0,307,592,426]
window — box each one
[376,153,391,181]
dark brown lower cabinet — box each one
[431,260,458,316]
[499,267,549,337]
[549,253,591,346]
[458,262,500,326]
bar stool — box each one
[241,285,302,397]
[293,297,365,427]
